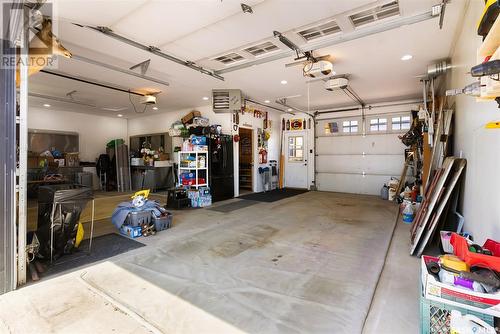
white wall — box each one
[448,1,500,243]
[128,105,231,137]
[28,107,128,162]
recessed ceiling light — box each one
[401,54,413,61]
[117,114,123,117]
[287,108,293,112]
[43,103,51,107]
[202,96,209,101]
[280,80,288,85]
[152,106,158,110]
[264,100,270,103]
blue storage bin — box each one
[120,225,142,238]
[191,136,207,145]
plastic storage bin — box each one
[420,296,494,334]
[153,213,173,231]
[120,225,142,238]
[451,233,500,271]
[126,210,151,227]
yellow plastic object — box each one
[477,0,500,37]
[485,121,500,129]
[132,189,150,199]
[440,254,470,272]
[75,223,84,248]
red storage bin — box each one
[181,178,206,186]
[450,233,500,271]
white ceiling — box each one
[27,0,466,118]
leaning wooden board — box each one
[410,156,456,255]
[415,159,466,256]
[410,167,443,237]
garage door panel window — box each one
[288,136,304,162]
[369,118,387,132]
[392,116,411,131]
[343,120,358,133]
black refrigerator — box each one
[208,134,234,202]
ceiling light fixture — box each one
[401,54,413,61]
[287,108,293,112]
[281,80,288,85]
[152,106,158,110]
[117,114,123,117]
[264,100,270,103]
[202,96,209,101]
[43,103,51,107]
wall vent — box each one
[298,20,341,41]
[213,52,245,65]
[212,89,242,113]
[244,41,279,56]
[349,1,400,28]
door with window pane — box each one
[285,131,308,189]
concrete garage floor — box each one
[0,191,419,333]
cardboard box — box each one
[421,255,500,317]
[181,110,201,124]
[28,156,40,168]
[158,153,170,161]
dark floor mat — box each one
[238,188,308,202]
[43,233,145,277]
[208,200,259,213]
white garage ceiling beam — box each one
[216,10,436,74]
[73,25,225,81]
[71,54,169,87]
[39,69,146,96]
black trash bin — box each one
[36,184,93,260]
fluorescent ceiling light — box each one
[401,54,413,61]
[43,103,51,107]
[152,106,158,110]
[202,96,209,100]
[117,114,123,117]
[281,80,288,85]
[264,100,270,103]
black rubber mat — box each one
[238,188,308,202]
[43,233,145,277]
[208,200,259,213]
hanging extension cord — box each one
[129,90,147,114]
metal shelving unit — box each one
[177,151,209,189]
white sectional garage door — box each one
[315,115,408,195]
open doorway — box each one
[239,128,253,194]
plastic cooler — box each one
[450,233,500,271]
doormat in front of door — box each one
[238,188,308,202]
[208,199,259,213]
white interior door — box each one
[285,131,308,189]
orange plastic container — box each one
[450,233,500,271]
